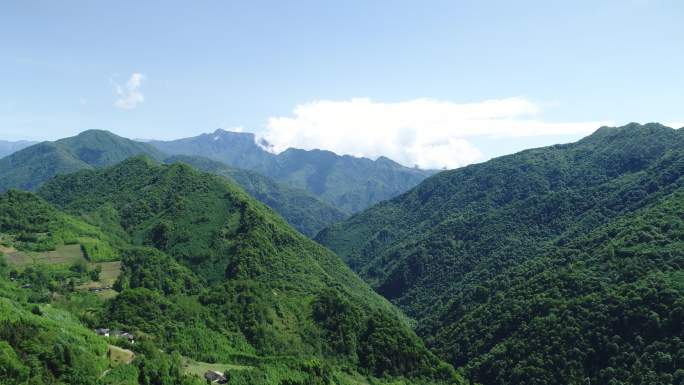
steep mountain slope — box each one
[0,139,37,159]
[150,129,275,171]
[150,128,437,214]
[0,130,345,236]
[37,157,458,382]
[432,187,684,385]
[317,123,684,384]
[0,130,165,191]
[164,155,347,237]
[0,190,204,385]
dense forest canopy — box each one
[0,130,347,238]
[163,155,347,237]
[318,123,684,385]
[0,158,462,384]
[1,123,683,385]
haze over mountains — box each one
[0,123,683,385]
[0,129,432,236]
[150,129,437,214]
[0,140,37,158]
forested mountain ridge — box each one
[0,190,197,384]
[0,130,165,192]
[317,122,684,384]
[33,157,460,383]
[163,155,347,237]
[432,185,684,385]
[149,129,275,171]
[150,128,437,214]
[0,130,347,237]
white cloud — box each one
[260,97,610,169]
[665,121,684,129]
[114,73,145,109]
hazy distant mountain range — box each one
[150,129,437,214]
[0,129,434,236]
[0,139,37,158]
[1,123,683,385]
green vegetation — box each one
[0,189,120,264]
[164,155,347,237]
[318,123,684,384]
[4,244,84,267]
[181,357,251,377]
[0,128,433,237]
[0,297,110,385]
[8,123,683,384]
[0,244,201,385]
[0,157,460,384]
[151,128,436,214]
[0,130,165,192]
[0,129,351,238]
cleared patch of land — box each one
[5,244,84,268]
[77,261,122,288]
[4,242,123,298]
[0,245,16,254]
[182,357,251,378]
[76,261,122,299]
[108,344,135,365]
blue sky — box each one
[1,0,682,167]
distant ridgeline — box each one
[318,123,684,385]
[0,159,462,385]
[3,123,682,385]
[0,140,37,159]
[0,129,434,237]
[149,129,437,214]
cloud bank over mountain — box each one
[261,97,610,169]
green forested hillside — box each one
[0,130,346,237]
[0,190,204,385]
[32,157,460,383]
[149,129,275,171]
[317,123,684,384]
[0,130,165,192]
[164,155,347,237]
[150,128,437,214]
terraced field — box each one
[4,244,84,267]
[3,243,122,298]
[76,261,122,299]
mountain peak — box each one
[68,129,125,142]
[210,128,254,138]
[76,128,117,136]
[0,129,165,192]
[586,122,678,142]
